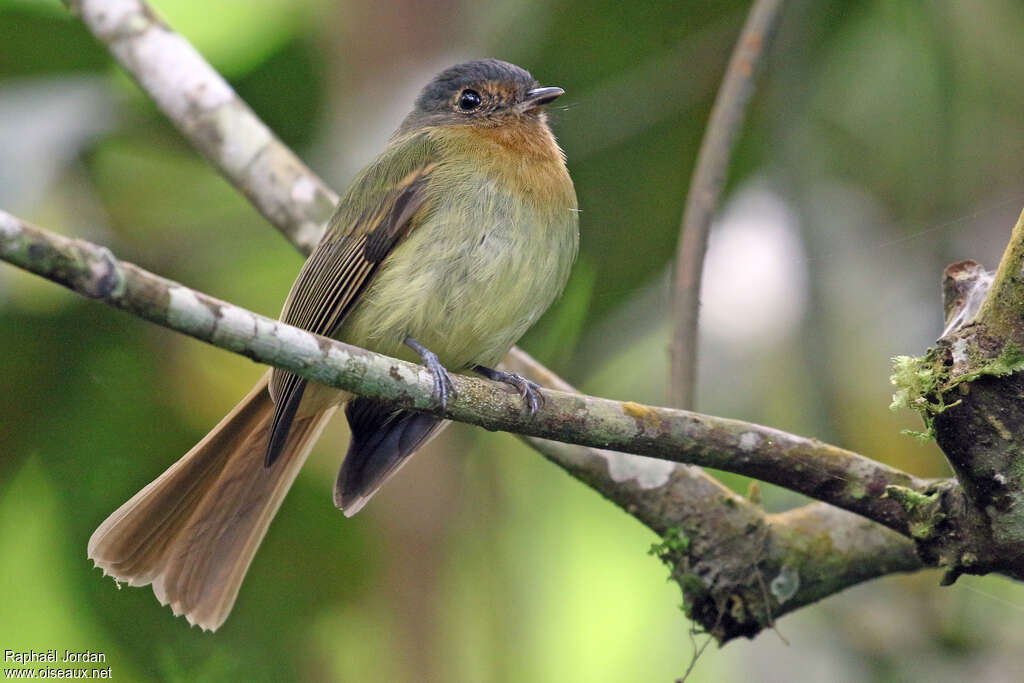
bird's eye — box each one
[457,89,482,112]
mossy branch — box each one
[888,209,1024,582]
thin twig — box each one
[677,630,712,683]
[670,0,786,408]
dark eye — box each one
[457,89,482,112]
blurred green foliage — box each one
[3,0,1024,681]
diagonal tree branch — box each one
[670,0,786,409]
[64,0,334,253]
[0,210,938,539]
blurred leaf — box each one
[0,459,139,679]
[0,76,114,211]
[148,0,311,77]
[0,5,109,77]
[234,37,326,150]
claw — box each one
[405,337,456,409]
[474,365,545,415]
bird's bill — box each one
[520,86,564,111]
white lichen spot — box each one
[769,565,800,604]
[324,344,352,366]
[212,304,256,344]
[83,0,140,36]
[167,287,215,334]
[291,175,317,203]
[388,360,420,386]
[214,105,272,175]
[252,317,278,350]
[598,449,674,489]
[0,213,21,238]
[275,323,321,359]
[951,338,968,366]
[738,431,761,452]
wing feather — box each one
[264,160,437,466]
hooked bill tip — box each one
[522,86,564,109]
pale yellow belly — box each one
[334,197,576,372]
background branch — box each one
[670,0,786,409]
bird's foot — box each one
[474,365,544,415]
[404,337,456,409]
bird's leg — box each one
[404,337,457,409]
[473,365,544,415]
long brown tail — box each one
[87,372,334,631]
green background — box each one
[2,0,1024,680]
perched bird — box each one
[87,59,579,631]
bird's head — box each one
[402,59,564,132]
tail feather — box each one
[88,372,333,631]
[334,398,446,517]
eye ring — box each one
[457,89,482,112]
